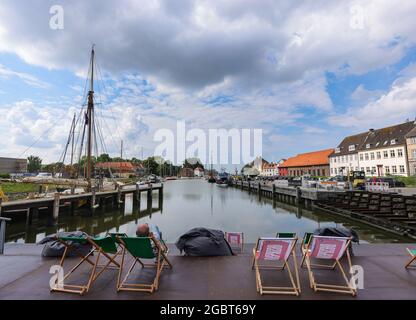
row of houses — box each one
[271,120,416,178]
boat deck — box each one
[0,243,415,300]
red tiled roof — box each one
[280,149,334,168]
[95,162,135,172]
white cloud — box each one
[0,64,49,88]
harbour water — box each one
[5,179,409,244]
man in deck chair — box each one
[50,235,121,295]
[116,234,172,294]
[302,235,357,296]
[252,236,301,296]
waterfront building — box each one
[279,149,333,177]
[329,121,416,177]
[406,126,416,176]
[194,167,205,177]
[179,167,194,177]
[0,157,27,174]
[95,161,138,178]
[261,159,285,177]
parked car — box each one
[36,172,53,178]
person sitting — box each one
[136,223,162,241]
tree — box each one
[142,157,160,175]
[27,155,42,173]
[97,153,112,163]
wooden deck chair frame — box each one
[405,248,416,269]
[300,232,314,268]
[50,236,121,295]
[303,235,356,296]
[225,232,244,252]
[116,236,173,294]
[252,237,301,296]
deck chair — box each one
[300,232,314,267]
[302,235,356,296]
[252,237,301,296]
[51,235,121,295]
[225,232,244,252]
[116,236,172,293]
[405,248,416,269]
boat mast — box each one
[86,46,95,191]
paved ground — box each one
[0,243,415,300]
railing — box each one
[365,182,390,192]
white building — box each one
[194,167,205,177]
[329,121,415,177]
[260,159,285,177]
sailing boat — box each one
[23,46,118,194]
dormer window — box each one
[366,143,371,149]
[335,147,340,153]
[375,142,380,147]
[383,140,388,145]
[390,139,397,145]
[348,145,355,151]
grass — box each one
[0,182,39,193]
[392,176,416,187]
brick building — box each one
[279,149,333,177]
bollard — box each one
[272,184,276,201]
[53,193,60,223]
[296,187,301,205]
[159,183,163,203]
[248,181,251,193]
[0,217,11,255]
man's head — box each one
[136,223,150,237]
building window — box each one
[335,147,340,153]
[383,150,388,158]
[371,167,376,174]
[385,166,390,174]
[355,167,359,171]
[411,137,416,144]
[348,145,355,151]
[360,167,364,172]
[354,154,358,160]
[366,143,371,149]
[334,168,337,174]
[359,154,363,161]
[392,166,397,174]
[365,153,369,160]
[333,157,336,163]
[397,149,403,157]
[399,165,405,173]
[390,150,395,158]
[376,152,381,159]
[413,149,416,159]
[366,167,370,174]
[391,139,397,145]
[331,168,334,174]
[349,155,353,162]
[370,152,375,160]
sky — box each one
[0,0,416,168]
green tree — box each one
[27,155,42,173]
[97,153,112,163]
[142,157,160,175]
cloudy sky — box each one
[0,0,415,167]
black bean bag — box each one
[176,227,234,256]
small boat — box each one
[216,179,228,188]
[208,177,216,183]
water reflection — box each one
[5,179,410,244]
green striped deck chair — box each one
[116,236,173,294]
[405,248,416,269]
[51,235,121,295]
[300,232,314,267]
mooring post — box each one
[147,184,153,202]
[248,181,251,193]
[159,183,163,203]
[38,185,43,194]
[117,185,123,208]
[296,187,301,205]
[258,182,261,197]
[272,184,276,201]
[0,216,11,255]
[50,192,60,226]
[0,198,2,216]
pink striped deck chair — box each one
[303,235,356,296]
[225,232,244,252]
[252,237,300,296]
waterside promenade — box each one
[1,243,415,300]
